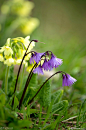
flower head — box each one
[42,59,52,71]
[0,46,13,57]
[0,36,35,67]
[46,54,63,69]
[33,65,44,75]
[62,74,77,86]
[30,52,44,64]
[4,57,15,66]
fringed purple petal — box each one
[33,65,44,75]
[62,74,67,86]
[66,74,77,86]
[48,54,63,69]
[30,52,44,64]
[62,74,77,86]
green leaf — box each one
[14,96,19,109]
[0,94,6,107]
[0,89,5,95]
[2,65,15,96]
[38,80,51,108]
[51,89,63,104]
[43,101,53,126]
[52,100,68,114]
[18,119,32,128]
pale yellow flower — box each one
[0,54,4,62]
[23,61,28,67]
[21,18,39,35]
[0,35,36,67]
[6,38,11,46]
[16,58,22,65]
[23,36,30,48]
[10,0,34,17]
[20,49,25,58]
[24,53,31,61]
[0,46,13,57]
[4,57,15,66]
[22,36,35,53]
[16,1,34,17]
[16,58,28,67]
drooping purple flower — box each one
[30,52,44,64]
[33,65,44,75]
[47,54,63,69]
[42,59,53,71]
[62,74,77,86]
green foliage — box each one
[14,96,19,110]
[51,89,63,104]
[52,100,68,114]
[38,81,51,108]
[1,65,14,95]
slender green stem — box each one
[28,71,62,105]
[5,66,9,95]
[19,65,25,91]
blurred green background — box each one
[32,0,86,103]
[0,0,86,103]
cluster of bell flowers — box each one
[29,51,77,86]
[0,36,35,67]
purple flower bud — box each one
[33,65,44,75]
[62,74,77,86]
[31,40,38,42]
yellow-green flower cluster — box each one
[0,36,35,66]
[1,0,39,36]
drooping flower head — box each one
[48,54,63,69]
[33,65,44,75]
[41,53,63,71]
[62,74,77,86]
[42,59,52,71]
[31,51,63,75]
[30,52,44,64]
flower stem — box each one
[18,63,37,109]
[28,71,62,105]
[19,65,25,91]
[5,66,9,95]
[12,40,38,107]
